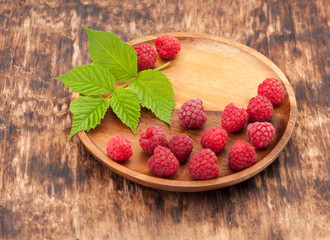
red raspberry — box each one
[168,134,193,163]
[155,35,181,59]
[221,103,249,132]
[147,146,179,177]
[258,78,285,106]
[247,122,275,149]
[247,95,273,122]
[178,99,207,128]
[188,149,219,180]
[201,127,228,154]
[133,43,157,70]
[228,140,257,171]
[139,126,168,155]
[106,136,133,162]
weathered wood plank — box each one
[0,0,329,239]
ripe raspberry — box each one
[247,95,273,122]
[133,43,157,70]
[221,103,249,132]
[147,146,179,177]
[168,134,193,163]
[201,127,228,153]
[258,78,285,106]
[155,35,181,59]
[247,122,275,149]
[228,140,257,171]
[139,126,168,155]
[188,149,219,180]
[178,99,207,128]
[106,136,133,162]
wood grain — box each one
[0,0,329,239]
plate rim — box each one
[74,32,297,192]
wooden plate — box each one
[74,33,297,192]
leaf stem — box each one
[109,82,130,100]
[109,62,171,102]
[106,93,113,100]
[118,82,129,90]
[154,62,171,71]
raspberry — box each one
[106,136,133,162]
[188,149,219,180]
[228,140,257,171]
[247,122,275,149]
[168,134,193,163]
[257,78,285,106]
[178,99,207,128]
[247,95,273,122]
[147,146,179,177]
[221,103,249,132]
[201,127,228,153]
[133,43,157,70]
[139,126,168,155]
[155,35,181,59]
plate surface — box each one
[75,33,297,192]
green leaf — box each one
[110,88,141,134]
[69,96,109,139]
[84,26,137,82]
[129,70,175,124]
[56,64,116,95]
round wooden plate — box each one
[74,33,297,192]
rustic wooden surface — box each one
[0,0,329,239]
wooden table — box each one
[1,0,329,239]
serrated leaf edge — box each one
[129,70,175,124]
[110,88,141,134]
[84,26,137,82]
[56,64,116,95]
[68,96,109,139]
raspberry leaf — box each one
[56,64,116,95]
[129,70,174,124]
[56,27,176,138]
[84,26,137,82]
[69,96,109,139]
[110,88,141,134]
